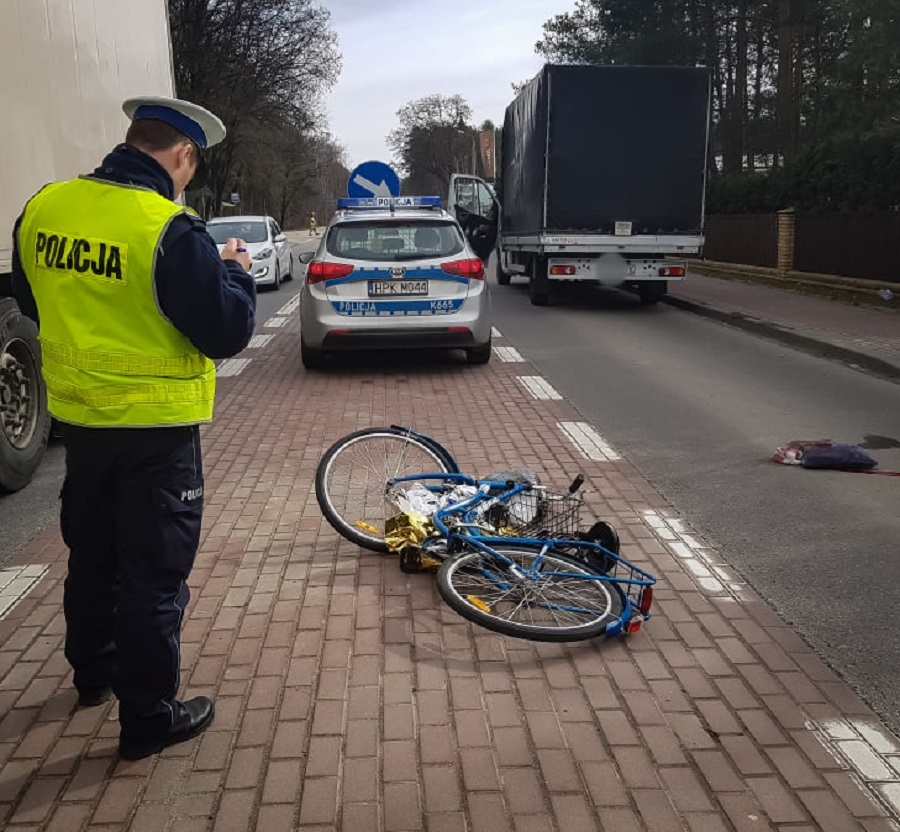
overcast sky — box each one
[320,0,569,170]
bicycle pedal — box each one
[398,547,422,574]
[398,547,441,574]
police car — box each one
[298,196,492,369]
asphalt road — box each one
[491,277,900,733]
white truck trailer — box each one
[0,0,176,491]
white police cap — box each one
[122,96,226,149]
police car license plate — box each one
[368,280,428,297]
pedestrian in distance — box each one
[11,96,257,760]
[309,210,317,236]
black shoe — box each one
[78,686,113,707]
[118,697,215,761]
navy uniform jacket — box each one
[11,144,256,360]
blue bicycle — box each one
[315,426,656,641]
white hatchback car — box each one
[298,197,492,369]
[206,215,293,289]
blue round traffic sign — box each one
[347,161,401,199]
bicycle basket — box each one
[484,489,582,538]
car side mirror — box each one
[299,251,315,264]
[274,233,287,243]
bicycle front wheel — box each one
[316,427,454,553]
[437,544,614,641]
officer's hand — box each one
[221,237,251,272]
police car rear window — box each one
[327,221,464,261]
[207,221,268,244]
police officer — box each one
[11,97,256,760]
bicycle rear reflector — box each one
[640,587,654,616]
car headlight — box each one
[253,248,274,261]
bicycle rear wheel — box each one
[316,427,455,552]
[437,544,614,641]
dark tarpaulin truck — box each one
[449,64,712,306]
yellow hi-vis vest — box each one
[17,177,216,427]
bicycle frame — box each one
[387,468,656,636]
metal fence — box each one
[794,213,900,284]
[703,214,778,268]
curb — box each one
[689,261,900,312]
[663,294,900,384]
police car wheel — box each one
[0,299,51,492]
[466,340,492,365]
[301,339,326,370]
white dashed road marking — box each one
[277,296,301,316]
[558,421,621,462]
[518,376,562,400]
[491,327,503,338]
[809,718,900,820]
[494,346,524,362]
[264,317,289,328]
[640,508,749,599]
[248,334,275,349]
[217,358,252,377]
[0,565,48,619]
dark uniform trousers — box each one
[60,423,204,741]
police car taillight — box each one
[441,259,485,280]
[307,261,354,284]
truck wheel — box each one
[0,299,50,492]
[530,257,550,306]
[495,256,511,286]
[638,281,667,306]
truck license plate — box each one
[368,280,428,297]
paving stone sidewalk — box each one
[2,303,900,832]
[669,272,900,380]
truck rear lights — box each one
[658,266,685,277]
[307,261,354,284]
[550,265,577,275]
[442,258,485,280]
